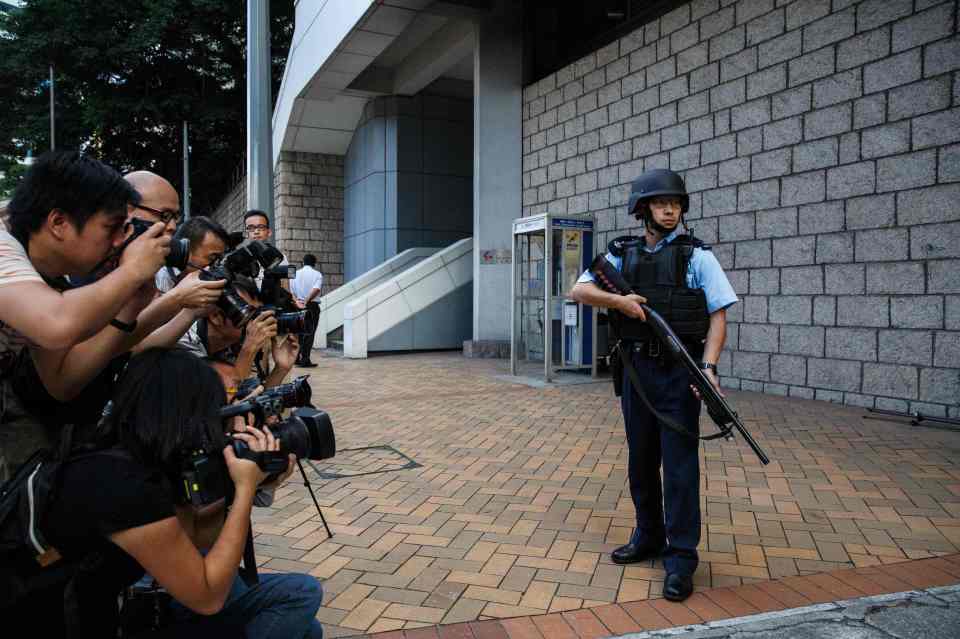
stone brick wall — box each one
[521,0,960,417]
[210,178,247,237]
[211,151,345,293]
[274,151,345,292]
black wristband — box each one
[699,361,717,373]
[110,318,138,333]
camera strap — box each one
[239,527,259,586]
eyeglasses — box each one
[134,203,181,225]
[245,224,269,233]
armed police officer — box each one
[571,169,738,603]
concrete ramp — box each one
[343,238,472,358]
[314,247,440,348]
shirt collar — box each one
[643,228,682,252]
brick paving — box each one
[252,352,960,636]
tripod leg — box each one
[297,459,333,539]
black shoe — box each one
[611,539,665,564]
[663,573,693,602]
[296,360,318,368]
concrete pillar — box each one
[471,1,522,354]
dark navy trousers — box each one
[620,348,702,576]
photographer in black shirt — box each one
[29,348,322,638]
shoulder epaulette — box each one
[607,235,642,257]
[672,234,711,251]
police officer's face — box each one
[648,196,682,230]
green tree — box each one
[0,0,293,212]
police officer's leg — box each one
[654,364,702,598]
[614,350,666,562]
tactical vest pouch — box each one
[610,286,709,345]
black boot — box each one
[611,530,665,565]
[663,573,694,602]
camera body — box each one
[127,217,190,271]
[179,377,335,506]
[199,240,284,327]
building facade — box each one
[216,0,958,415]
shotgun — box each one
[589,254,770,465]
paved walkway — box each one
[252,351,960,636]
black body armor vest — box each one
[609,234,711,347]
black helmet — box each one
[627,169,689,215]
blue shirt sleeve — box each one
[577,252,621,283]
[688,248,739,313]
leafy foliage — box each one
[0,0,293,212]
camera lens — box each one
[275,310,316,335]
[273,408,335,461]
[216,284,257,327]
[277,375,312,408]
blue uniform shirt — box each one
[577,229,739,314]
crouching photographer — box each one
[177,238,317,389]
[13,349,325,638]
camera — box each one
[256,305,317,336]
[127,217,189,270]
[260,263,299,310]
[219,376,333,461]
[199,239,285,327]
[179,377,335,506]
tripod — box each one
[297,458,333,538]
[863,407,960,431]
[240,459,332,587]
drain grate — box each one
[307,445,421,480]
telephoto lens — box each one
[199,271,258,327]
[275,310,317,335]
[272,407,336,461]
[275,375,312,408]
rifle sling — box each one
[615,340,729,442]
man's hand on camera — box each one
[243,310,278,351]
[172,271,226,311]
[119,221,171,281]
[273,334,300,372]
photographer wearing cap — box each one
[0,151,171,480]
[21,348,323,638]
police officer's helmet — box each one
[627,169,689,216]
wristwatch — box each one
[110,318,138,333]
[699,361,717,373]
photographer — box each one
[177,279,301,390]
[29,348,323,638]
[124,171,181,238]
[129,216,232,354]
[154,216,230,294]
[243,210,289,296]
[0,151,171,479]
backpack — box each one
[0,424,125,634]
